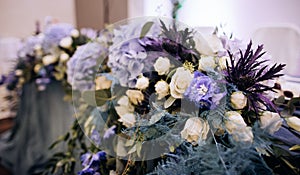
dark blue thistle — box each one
[225,41,285,115]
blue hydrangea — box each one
[18,34,44,57]
[108,21,160,87]
[42,23,74,53]
[67,42,107,90]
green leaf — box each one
[82,89,112,106]
[140,21,154,38]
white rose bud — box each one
[155,80,169,100]
[181,117,210,143]
[170,67,193,99]
[118,113,136,128]
[59,53,70,62]
[59,36,73,49]
[34,44,42,51]
[154,57,171,75]
[198,56,217,72]
[230,91,247,110]
[70,29,80,38]
[218,56,231,70]
[15,69,23,76]
[135,75,149,90]
[126,90,144,105]
[260,111,282,134]
[285,116,300,132]
[34,64,42,73]
[225,111,247,134]
[42,55,58,66]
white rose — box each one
[181,117,210,143]
[198,56,217,72]
[230,91,247,110]
[218,56,231,70]
[126,90,144,105]
[15,69,23,76]
[118,113,136,128]
[70,29,79,38]
[59,53,70,62]
[194,33,224,56]
[115,96,134,116]
[260,111,282,134]
[232,127,254,143]
[135,75,149,90]
[155,80,169,100]
[285,116,300,132]
[225,111,253,143]
[42,55,58,66]
[59,36,73,49]
[154,57,171,75]
[225,111,247,134]
[169,67,193,99]
[95,76,112,90]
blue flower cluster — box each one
[78,151,106,175]
[42,23,74,53]
[67,42,108,90]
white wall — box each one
[130,0,300,41]
[177,0,300,40]
[0,0,76,38]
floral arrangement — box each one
[43,18,300,175]
[0,22,92,93]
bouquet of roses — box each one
[46,18,300,175]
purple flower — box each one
[18,35,44,57]
[184,71,215,108]
[78,151,106,175]
[91,130,101,146]
[103,125,116,139]
[108,38,153,87]
[43,23,74,52]
[80,28,98,40]
[67,42,107,90]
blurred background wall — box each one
[0,0,76,38]
[1,0,300,40]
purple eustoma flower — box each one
[184,71,215,109]
[78,151,106,175]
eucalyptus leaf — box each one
[82,89,112,106]
[140,21,154,38]
[136,142,142,157]
[128,145,137,154]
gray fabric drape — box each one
[0,81,74,174]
